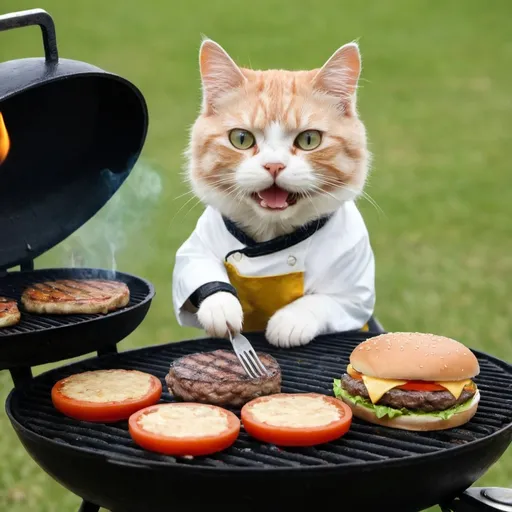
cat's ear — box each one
[313,42,362,115]
[199,39,246,113]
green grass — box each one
[0,0,511,509]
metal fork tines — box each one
[228,331,270,379]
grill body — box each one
[0,268,154,369]
[7,333,512,512]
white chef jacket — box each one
[172,201,375,332]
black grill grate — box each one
[0,268,151,337]
[9,333,512,469]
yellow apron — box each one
[225,261,370,333]
[225,262,304,332]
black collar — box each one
[223,215,332,259]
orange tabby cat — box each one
[172,39,375,347]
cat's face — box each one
[187,39,369,238]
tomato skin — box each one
[128,403,240,456]
[397,381,447,392]
[241,393,352,447]
[51,373,162,423]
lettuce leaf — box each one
[333,379,475,420]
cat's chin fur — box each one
[190,176,364,242]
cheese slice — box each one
[362,375,408,404]
[435,379,472,399]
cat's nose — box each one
[263,162,286,178]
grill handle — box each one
[0,8,58,63]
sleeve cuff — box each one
[189,282,238,308]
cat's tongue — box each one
[258,185,289,209]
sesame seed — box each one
[419,365,424,368]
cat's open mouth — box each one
[253,185,298,210]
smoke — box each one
[58,161,162,276]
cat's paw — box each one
[266,303,320,348]
[197,292,243,339]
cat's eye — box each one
[294,130,322,151]
[229,129,256,150]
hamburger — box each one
[333,332,480,431]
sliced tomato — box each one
[129,403,240,456]
[241,393,352,447]
[51,369,162,423]
[397,381,447,392]
[347,364,363,380]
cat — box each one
[172,38,375,348]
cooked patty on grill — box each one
[166,349,281,407]
[0,297,21,328]
[21,279,130,315]
[341,374,475,412]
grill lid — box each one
[0,9,148,270]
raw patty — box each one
[21,279,130,315]
[166,349,281,407]
[0,297,21,328]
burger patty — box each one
[341,374,475,412]
[166,349,281,407]
[21,279,130,315]
[0,297,21,328]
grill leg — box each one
[78,500,100,512]
[97,344,118,357]
[9,367,33,388]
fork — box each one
[228,330,270,379]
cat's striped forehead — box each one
[233,69,333,131]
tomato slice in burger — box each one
[241,393,352,447]
[51,369,162,423]
[129,403,240,456]
[397,381,448,392]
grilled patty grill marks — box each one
[341,374,476,412]
[21,279,130,315]
[26,280,121,302]
[166,349,282,407]
[174,350,277,382]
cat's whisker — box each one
[170,193,203,224]
[307,178,385,218]
[183,198,204,219]
[173,189,195,201]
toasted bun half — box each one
[350,332,479,381]
[340,391,480,432]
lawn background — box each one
[0,0,510,510]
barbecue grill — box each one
[1,8,511,512]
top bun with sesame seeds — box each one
[350,332,480,381]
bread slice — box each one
[0,297,21,328]
[21,279,130,315]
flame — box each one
[0,113,10,165]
